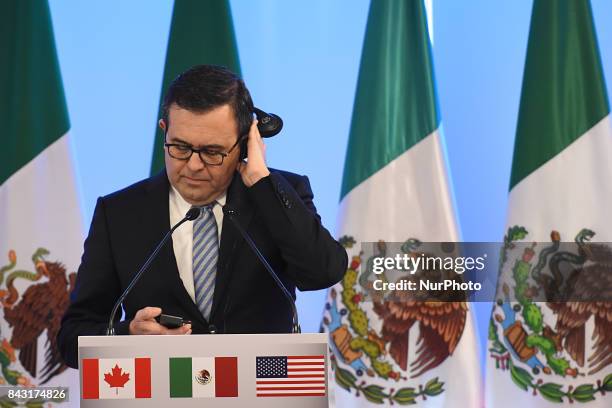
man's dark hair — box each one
[161,65,254,138]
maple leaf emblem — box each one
[104,364,130,394]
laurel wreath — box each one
[509,362,612,403]
[0,395,59,408]
[331,354,444,405]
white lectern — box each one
[78,333,328,407]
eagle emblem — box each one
[195,369,212,386]
[322,237,465,404]
[489,227,612,403]
[0,248,76,390]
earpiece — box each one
[254,107,283,138]
[239,107,283,160]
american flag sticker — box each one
[255,355,326,397]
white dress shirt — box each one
[169,186,225,303]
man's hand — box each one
[238,119,270,187]
[128,307,192,335]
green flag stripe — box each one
[510,0,610,190]
[169,357,192,398]
[0,0,70,186]
[150,0,241,175]
[340,0,439,200]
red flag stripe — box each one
[287,355,324,359]
[215,357,238,397]
[82,359,99,399]
[287,362,324,366]
[257,380,325,384]
[135,358,151,398]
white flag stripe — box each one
[98,358,135,399]
[191,357,215,398]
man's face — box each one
[162,103,241,205]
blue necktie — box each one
[192,204,218,320]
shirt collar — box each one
[170,186,227,212]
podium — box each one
[78,333,329,407]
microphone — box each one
[219,203,301,334]
[106,207,201,335]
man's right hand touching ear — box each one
[128,306,192,335]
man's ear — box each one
[159,119,166,132]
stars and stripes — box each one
[255,355,326,397]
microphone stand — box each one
[106,207,201,335]
[221,204,301,334]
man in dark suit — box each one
[58,65,347,369]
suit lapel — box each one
[145,171,207,326]
[211,172,255,319]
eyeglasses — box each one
[164,135,246,166]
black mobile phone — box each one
[155,313,191,329]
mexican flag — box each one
[150,0,241,174]
[321,0,480,406]
[486,1,612,406]
[0,0,83,406]
[81,358,151,399]
[169,356,238,398]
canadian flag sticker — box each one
[82,358,151,399]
